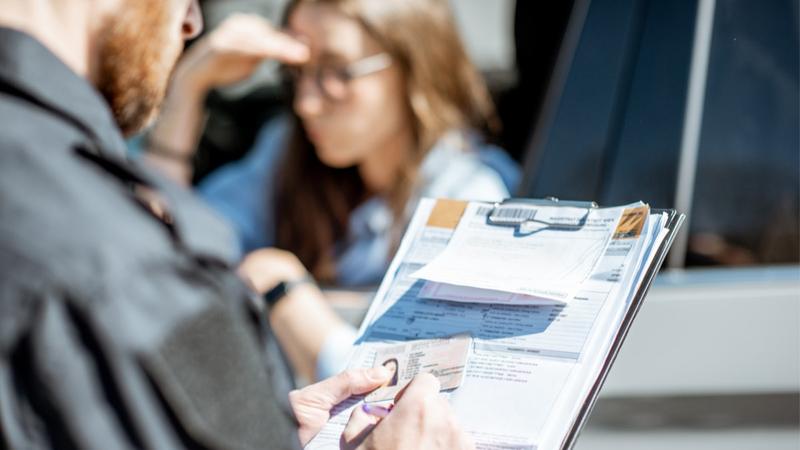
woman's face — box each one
[288,3,411,169]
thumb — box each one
[393,372,441,404]
[315,367,393,408]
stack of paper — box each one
[307,198,681,450]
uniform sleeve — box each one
[1,293,139,450]
[0,280,301,450]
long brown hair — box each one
[275,0,497,283]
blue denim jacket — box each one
[199,116,519,287]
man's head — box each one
[94,0,202,136]
[0,0,201,136]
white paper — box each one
[411,203,629,301]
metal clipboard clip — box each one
[486,196,599,231]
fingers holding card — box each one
[365,334,472,403]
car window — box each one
[686,0,799,266]
[519,0,799,268]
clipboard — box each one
[488,197,685,449]
[306,196,685,450]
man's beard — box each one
[96,0,182,137]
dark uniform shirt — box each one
[0,28,298,449]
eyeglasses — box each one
[282,52,392,101]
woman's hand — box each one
[173,13,309,97]
[144,15,308,186]
[238,247,309,294]
[239,247,343,382]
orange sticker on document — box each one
[365,334,472,402]
[613,205,650,239]
[426,199,468,230]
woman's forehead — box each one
[287,3,382,60]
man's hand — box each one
[289,367,392,446]
[173,13,309,96]
[341,373,475,450]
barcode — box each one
[476,206,494,216]
[478,205,538,223]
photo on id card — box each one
[365,333,472,402]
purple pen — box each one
[362,403,393,418]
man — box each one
[0,0,473,449]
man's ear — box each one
[182,0,204,40]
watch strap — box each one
[263,273,315,307]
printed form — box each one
[412,202,625,301]
[306,199,667,450]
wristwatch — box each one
[263,274,315,307]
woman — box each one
[146,0,517,287]
[144,0,517,380]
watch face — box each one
[264,275,314,307]
[265,281,289,306]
